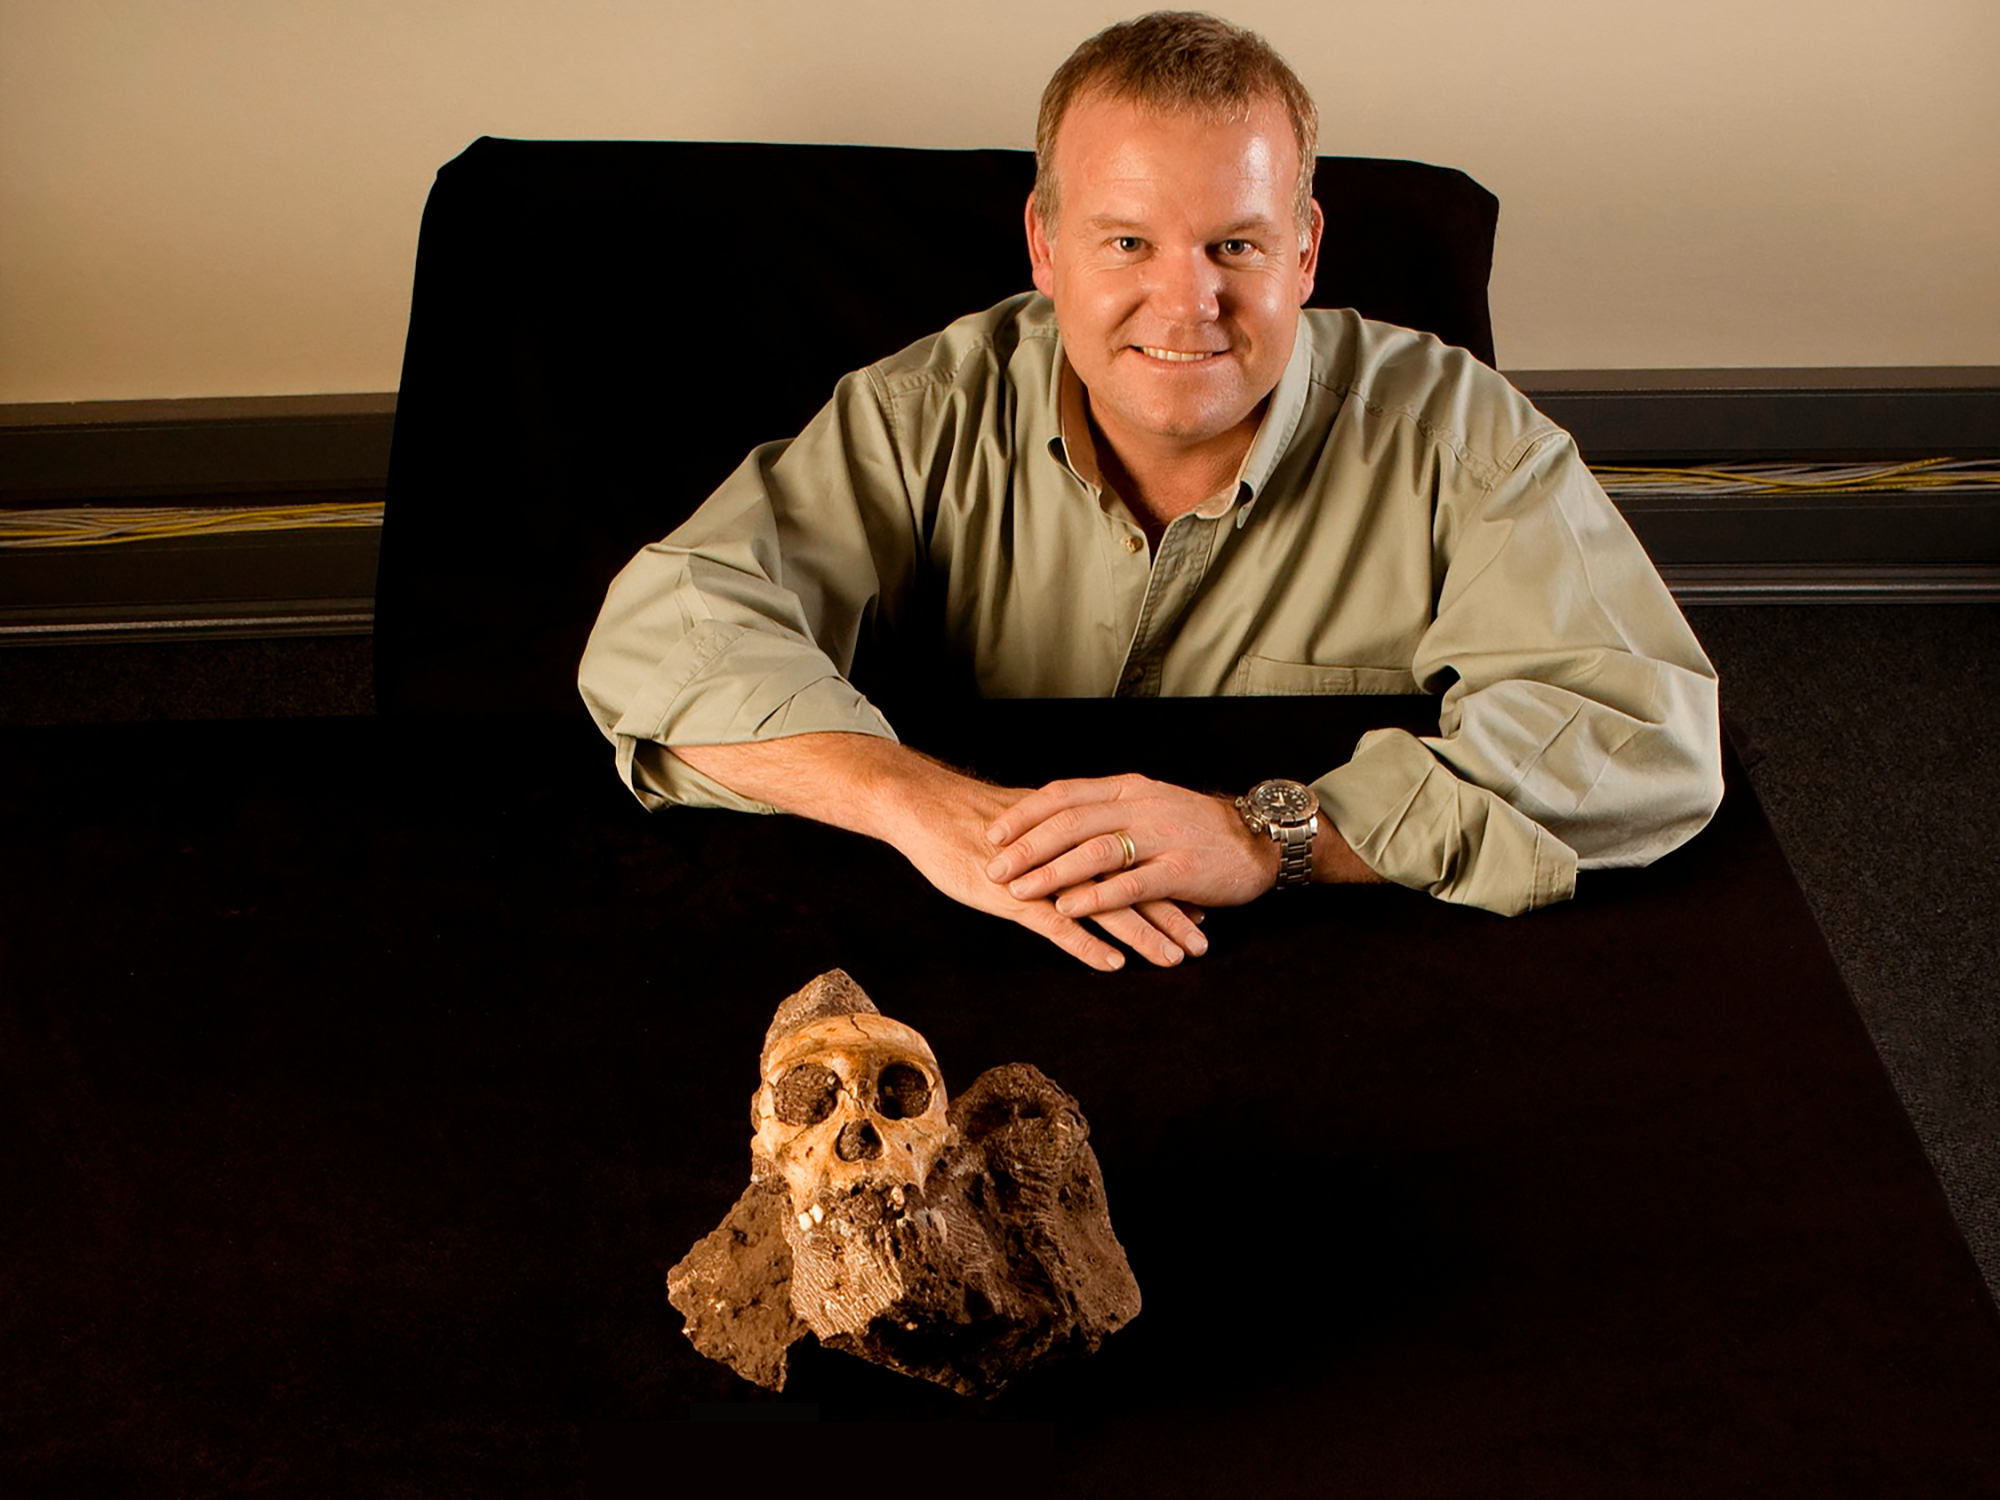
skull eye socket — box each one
[875,1062,932,1121]
[774,1062,841,1126]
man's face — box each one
[1026,90,1322,468]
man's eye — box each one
[1112,236,1144,253]
[1218,239,1255,257]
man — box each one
[579,11,1723,972]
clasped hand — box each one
[980,773,1280,969]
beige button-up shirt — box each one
[580,293,1722,915]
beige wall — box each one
[2,0,1995,404]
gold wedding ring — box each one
[1115,830,1138,869]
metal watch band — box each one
[1273,825,1314,888]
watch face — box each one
[1251,779,1317,823]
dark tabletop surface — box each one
[3,699,1997,1497]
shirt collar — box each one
[1232,312,1315,518]
[1050,355,1105,490]
[1045,312,1317,525]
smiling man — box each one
[579,11,1723,969]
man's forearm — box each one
[668,733,969,841]
[1311,817,1385,886]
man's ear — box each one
[1025,192,1056,298]
[1296,198,1325,305]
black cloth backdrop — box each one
[6,702,2000,1494]
[373,138,1499,718]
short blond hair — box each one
[1034,11,1320,235]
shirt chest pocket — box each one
[1235,654,1421,696]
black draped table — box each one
[4,699,1997,1496]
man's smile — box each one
[1135,346,1226,363]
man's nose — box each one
[1145,250,1222,323]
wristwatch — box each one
[1235,778,1320,890]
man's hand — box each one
[983,773,1277,916]
[669,735,1206,972]
[882,772,1207,972]
[984,772,1386,914]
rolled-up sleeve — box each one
[1314,428,1723,915]
[578,368,917,811]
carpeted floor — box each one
[2,606,1994,1300]
[1683,604,1999,1304]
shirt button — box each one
[1121,534,1143,553]
[1122,665,1146,687]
